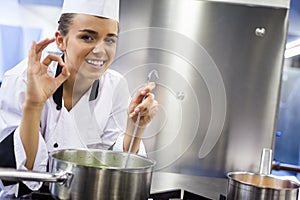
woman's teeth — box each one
[86,59,104,67]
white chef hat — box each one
[61,0,119,22]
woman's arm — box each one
[123,82,158,153]
[20,38,69,169]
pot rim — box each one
[49,148,156,170]
[227,171,300,191]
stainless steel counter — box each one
[151,172,228,199]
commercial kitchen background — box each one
[1,0,300,179]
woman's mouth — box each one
[85,59,105,68]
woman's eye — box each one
[81,35,93,41]
[105,38,116,45]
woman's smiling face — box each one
[56,14,118,80]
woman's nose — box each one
[92,42,105,54]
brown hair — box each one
[57,13,75,36]
[57,13,119,36]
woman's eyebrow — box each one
[107,33,118,38]
[79,29,98,35]
[79,29,118,38]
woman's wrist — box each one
[22,100,45,111]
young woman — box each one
[0,1,157,197]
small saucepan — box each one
[227,148,300,200]
[227,171,300,200]
[0,149,155,200]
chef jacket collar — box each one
[53,59,99,109]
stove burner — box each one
[149,189,181,199]
[184,190,211,199]
[149,189,226,200]
[20,192,54,200]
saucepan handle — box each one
[259,148,273,175]
[0,167,70,183]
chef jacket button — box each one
[53,143,59,148]
[56,105,62,110]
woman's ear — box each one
[55,31,66,51]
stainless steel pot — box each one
[227,148,300,200]
[0,149,155,200]
[227,172,300,200]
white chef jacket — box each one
[0,57,146,197]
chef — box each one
[0,0,158,197]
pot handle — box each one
[0,168,69,183]
[259,148,273,175]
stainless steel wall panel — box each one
[111,0,289,177]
